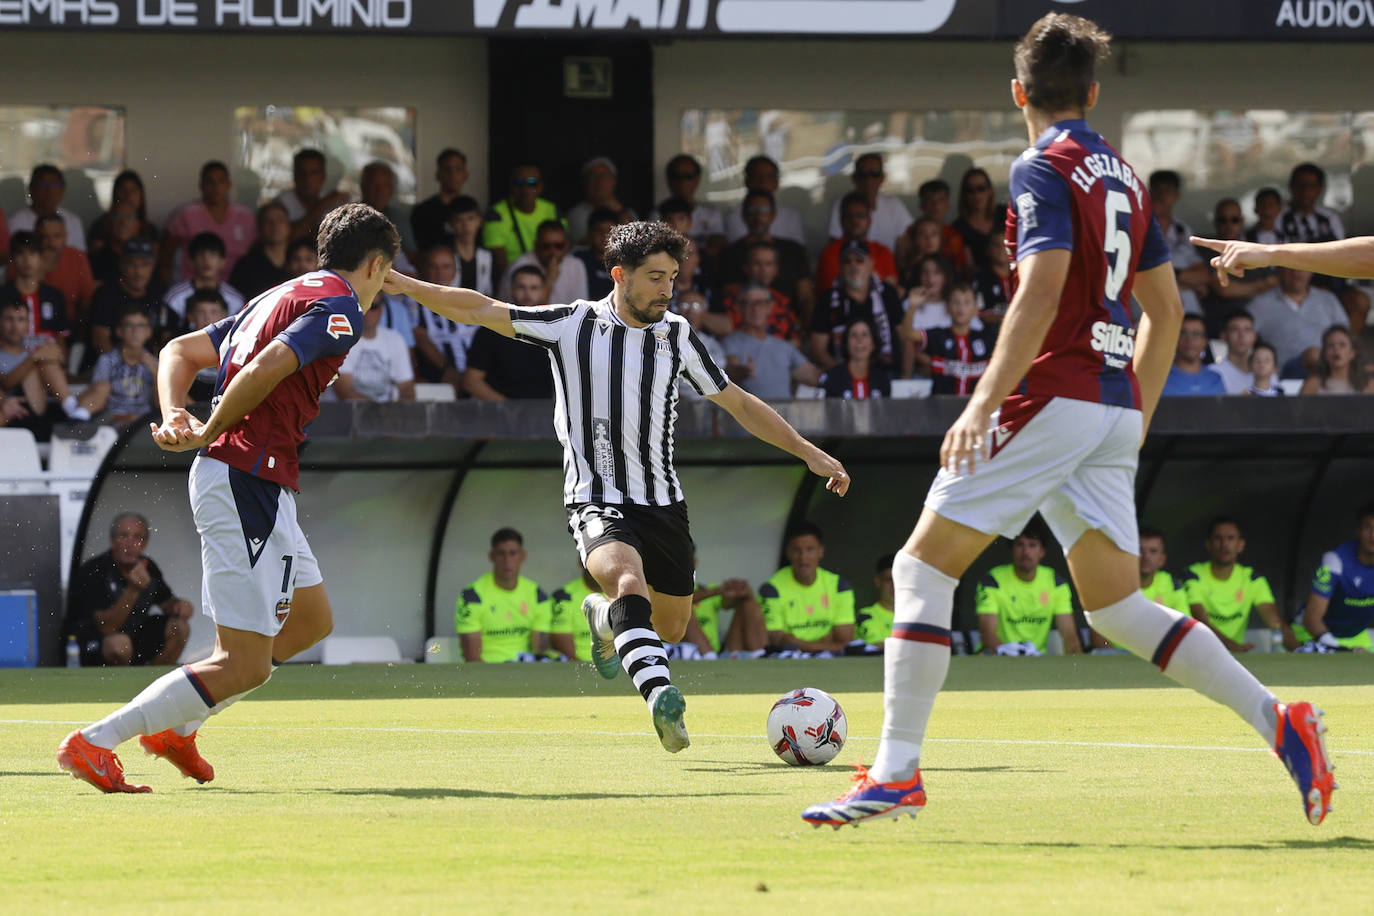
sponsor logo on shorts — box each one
[326,314,354,339]
[1090,320,1135,369]
[992,425,1014,450]
[275,597,292,622]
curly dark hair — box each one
[603,221,688,273]
[316,203,400,272]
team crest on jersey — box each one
[326,314,354,339]
[653,328,671,356]
[1016,192,1038,230]
[275,598,292,623]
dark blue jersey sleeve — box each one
[1010,154,1074,262]
[1138,216,1171,272]
[202,314,237,351]
[277,296,361,368]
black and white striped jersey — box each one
[509,295,729,507]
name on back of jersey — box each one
[1090,321,1135,369]
[1067,150,1144,207]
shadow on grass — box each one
[927,835,1374,852]
[203,787,779,801]
[683,762,1048,776]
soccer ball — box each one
[766,687,847,766]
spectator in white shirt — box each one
[275,148,350,241]
[163,232,245,320]
[566,157,636,246]
[500,220,588,305]
[656,154,725,256]
[336,295,415,403]
[1206,310,1256,394]
[724,155,806,246]
[1245,187,1283,245]
[1247,267,1350,372]
[826,153,913,252]
[1149,170,1208,317]
[8,164,86,251]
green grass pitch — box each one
[2,656,1371,914]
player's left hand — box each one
[808,451,850,496]
[149,412,209,452]
[941,404,992,475]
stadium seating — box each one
[413,383,457,402]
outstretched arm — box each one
[1192,235,1374,283]
[384,269,517,337]
[705,382,849,496]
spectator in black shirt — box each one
[820,317,891,400]
[228,202,292,300]
[88,238,177,362]
[62,512,194,666]
[718,189,812,323]
[953,167,1001,273]
[574,207,617,300]
[411,148,471,252]
[447,195,495,295]
[463,265,555,400]
[808,239,903,372]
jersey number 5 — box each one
[1103,190,1131,302]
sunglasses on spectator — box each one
[855,169,883,178]
[968,183,991,192]
[744,206,773,215]
[669,171,699,181]
[511,176,540,187]
[1216,216,1243,224]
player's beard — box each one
[626,288,669,325]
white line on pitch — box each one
[2,718,1371,756]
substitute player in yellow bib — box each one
[760,522,856,656]
[1183,517,1296,652]
[976,526,1080,655]
[457,528,553,663]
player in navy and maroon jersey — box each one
[58,204,400,794]
[805,13,1334,830]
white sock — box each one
[83,666,214,750]
[1086,592,1279,745]
[171,664,278,736]
[869,553,959,783]
[589,594,612,641]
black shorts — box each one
[74,615,171,666]
[567,501,696,597]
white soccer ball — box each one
[767,687,847,766]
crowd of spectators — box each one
[5,149,1374,437]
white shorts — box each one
[189,455,322,636]
[925,398,1142,555]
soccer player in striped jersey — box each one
[385,221,849,753]
[57,204,399,792]
[804,12,1334,829]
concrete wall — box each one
[0,31,488,225]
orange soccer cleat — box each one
[56,730,152,794]
[139,729,215,784]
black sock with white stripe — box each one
[609,594,671,704]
